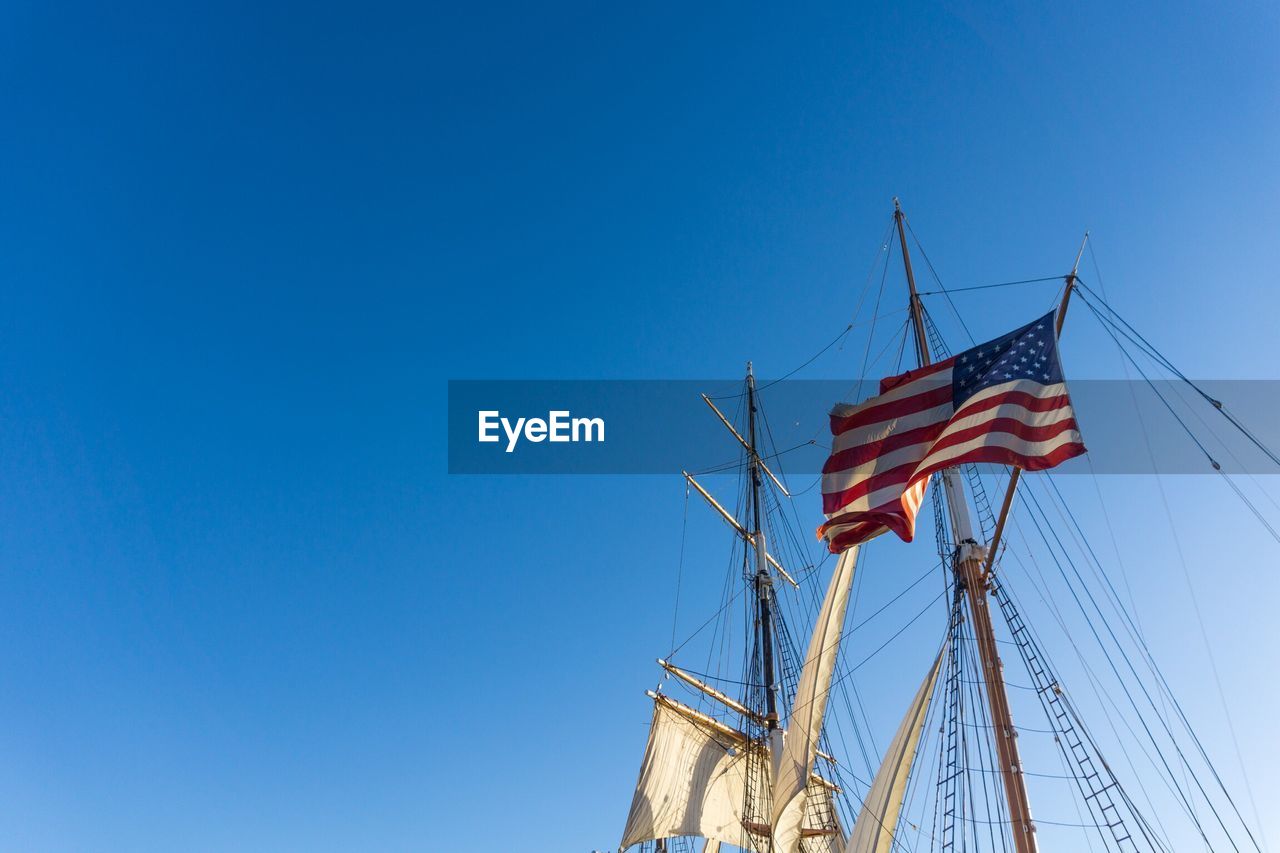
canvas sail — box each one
[620,696,755,849]
[844,648,944,853]
[621,694,843,851]
[771,545,860,852]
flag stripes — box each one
[819,313,1085,553]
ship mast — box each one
[745,362,781,735]
[892,199,1039,853]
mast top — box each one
[1071,230,1091,277]
[892,199,930,366]
[1057,231,1091,337]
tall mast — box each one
[894,199,931,365]
[746,363,780,733]
[893,199,1039,853]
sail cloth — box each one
[621,695,843,851]
[771,545,860,853]
[819,311,1085,552]
[845,648,945,853]
[620,698,753,850]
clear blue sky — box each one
[0,2,1278,851]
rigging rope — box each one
[1075,281,1280,470]
[670,482,690,655]
[915,276,1069,296]
[1071,253,1271,849]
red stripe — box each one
[820,496,903,531]
[824,395,1073,487]
[952,387,1073,421]
[828,522,891,552]
[906,441,1086,498]
[824,501,918,551]
[831,383,952,434]
[823,418,947,473]
[822,414,1078,514]
[821,458,919,514]
[877,357,955,394]
[820,364,1086,551]
[923,414,1080,459]
[823,441,1084,552]
[823,512,907,551]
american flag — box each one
[819,311,1085,552]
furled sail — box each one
[772,545,861,853]
[621,694,843,851]
[844,648,945,853]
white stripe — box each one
[825,427,1080,524]
[916,429,1083,475]
[825,479,920,518]
[831,368,953,418]
[824,522,889,546]
[823,477,929,539]
[821,438,933,498]
[827,383,1074,497]
[933,398,1075,446]
[823,378,1079,536]
[830,401,953,455]
[951,379,1068,416]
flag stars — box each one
[950,313,1062,401]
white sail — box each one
[620,696,756,850]
[772,545,860,853]
[621,694,843,851]
[844,648,945,853]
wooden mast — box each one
[893,199,1039,853]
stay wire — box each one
[1076,280,1280,470]
[999,516,1179,851]
[916,275,1069,296]
[857,231,896,399]
[1078,291,1280,548]
[706,216,899,402]
[1079,253,1270,849]
[671,482,690,654]
[1018,482,1245,851]
[1005,500,1202,848]
[904,217,977,345]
